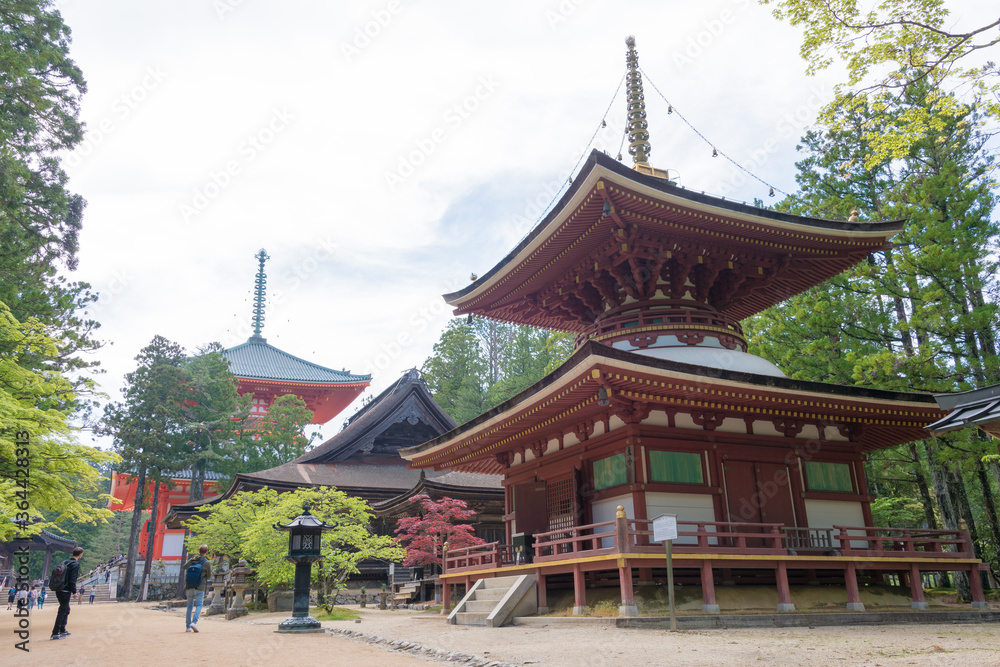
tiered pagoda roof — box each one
[400,341,944,474]
[446,150,902,334]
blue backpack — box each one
[185,557,207,589]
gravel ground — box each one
[3,601,998,666]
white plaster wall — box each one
[804,499,868,549]
[646,492,717,545]
[592,495,634,548]
[161,531,185,558]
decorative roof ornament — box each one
[625,35,651,166]
[251,248,270,339]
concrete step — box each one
[452,611,489,626]
[463,599,499,613]
[469,588,508,601]
[479,575,524,589]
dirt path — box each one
[3,602,998,666]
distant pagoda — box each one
[223,249,371,425]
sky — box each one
[52,0,991,447]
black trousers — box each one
[52,591,72,635]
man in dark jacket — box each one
[51,547,83,640]
[183,545,212,633]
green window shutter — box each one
[649,451,704,484]
[804,461,853,492]
[593,454,626,490]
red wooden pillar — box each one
[700,560,719,613]
[618,562,637,617]
[441,580,451,614]
[968,566,989,610]
[536,573,548,614]
[909,564,928,610]
[572,563,587,615]
[844,562,865,611]
[776,561,795,612]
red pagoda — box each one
[400,37,988,620]
[109,249,370,565]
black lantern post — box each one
[273,503,333,633]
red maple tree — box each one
[394,494,485,568]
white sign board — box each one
[389,563,395,577]
[652,514,678,542]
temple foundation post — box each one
[700,560,720,613]
[776,561,795,612]
[909,564,928,610]
[844,562,865,612]
[573,563,587,615]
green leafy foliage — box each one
[0,302,116,541]
[184,486,403,589]
[765,0,1000,166]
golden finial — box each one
[848,208,860,223]
[624,36,651,166]
[616,505,626,519]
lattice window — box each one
[547,478,574,533]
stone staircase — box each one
[393,581,419,605]
[448,574,537,627]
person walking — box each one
[6,587,14,611]
[89,587,95,604]
[51,546,83,640]
[38,587,46,610]
[182,544,212,633]
[28,588,38,611]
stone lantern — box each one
[274,503,333,633]
[205,559,229,616]
[226,559,255,620]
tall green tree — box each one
[102,336,191,599]
[220,393,315,484]
[745,78,999,595]
[421,318,574,424]
[0,1,101,407]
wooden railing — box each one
[533,520,618,561]
[832,526,973,558]
[626,519,787,553]
[441,516,976,574]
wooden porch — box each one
[440,507,989,616]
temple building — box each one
[166,369,504,583]
[399,37,989,617]
[109,249,370,565]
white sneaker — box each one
[190,624,199,633]
[186,627,192,632]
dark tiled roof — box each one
[237,461,474,493]
[167,469,224,481]
[223,335,370,384]
[929,385,1000,437]
[299,369,456,463]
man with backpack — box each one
[50,547,83,640]
[183,545,212,633]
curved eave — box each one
[445,151,903,325]
[234,376,370,389]
[400,342,942,474]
